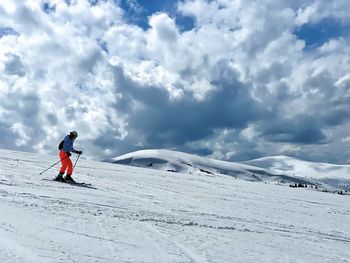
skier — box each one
[56,131,83,182]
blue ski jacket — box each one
[62,135,77,154]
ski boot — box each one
[64,174,75,183]
[55,172,65,182]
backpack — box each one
[58,140,64,150]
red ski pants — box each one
[59,150,73,175]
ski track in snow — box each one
[0,149,350,262]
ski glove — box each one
[76,150,83,155]
[67,152,72,157]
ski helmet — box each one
[70,131,78,138]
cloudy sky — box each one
[0,0,350,164]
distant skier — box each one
[56,131,82,182]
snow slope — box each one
[1,148,350,262]
[111,149,350,189]
[111,149,267,179]
[243,155,350,189]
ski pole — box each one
[72,154,81,172]
[39,156,69,175]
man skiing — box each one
[56,131,83,182]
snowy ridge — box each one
[111,149,350,190]
[243,155,350,189]
[1,149,350,262]
[111,149,266,179]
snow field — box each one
[0,149,349,262]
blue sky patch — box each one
[42,1,56,14]
[0,27,19,38]
[88,0,99,5]
[295,18,350,50]
[119,0,195,31]
[97,39,109,54]
[65,0,76,5]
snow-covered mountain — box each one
[242,155,350,187]
[111,149,268,179]
[111,149,350,190]
[1,148,350,262]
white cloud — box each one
[0,0,349,163]
[279,144,302,154]
[240,125,259,141]
[342,137,350,143]
[335,73,350,88]
[11,123,31,146]
[296,0,350,25]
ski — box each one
[43,178,97,189]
